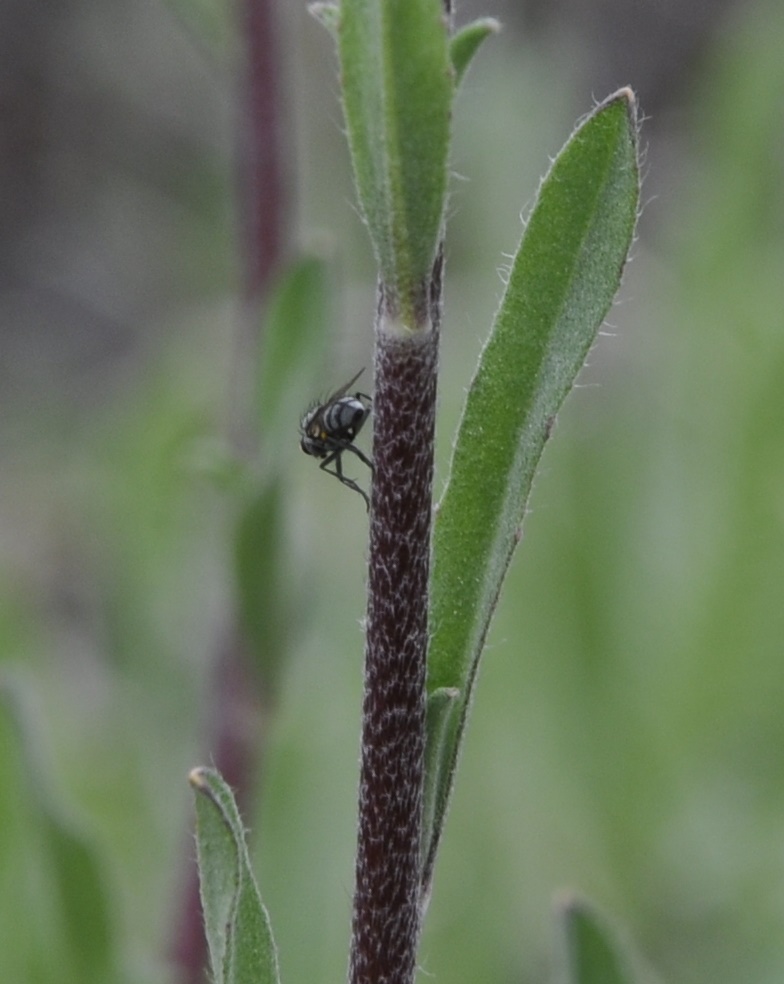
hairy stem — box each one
[350,254,442,984]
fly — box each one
[300,369,373,509]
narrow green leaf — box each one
[256,254,333,450]
[425,90,640,878]
[0,685,117,984]
[421,686,460,875]
[338,0,387,274]
[449,17,499,89]
[430,86,639,692]
[164,0,234,54]
[234,480,289,695]
[190,767,280,984]
[554,894,639,984]
[338,0,451,321]
[43,816,116,983]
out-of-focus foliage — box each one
[553,895,641,984]
[0,690,118,984]
[1,1,784,983]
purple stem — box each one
[349,255,443,984]
[239,0,288,299]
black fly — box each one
[300,369,373,509]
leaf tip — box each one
[553,886,582,916]
[189,766,211,791]
[614,86,636,108]
[309,2,339,37]
[450,17,501,88]
[598,86,640,131]
[554,891,640,984]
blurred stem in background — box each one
[170,0,290,980]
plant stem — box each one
[172,0,288,979]
[350,253,442,984]
[240,0,288,300]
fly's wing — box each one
[327,368,365,402]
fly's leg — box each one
[320,448,371,511]
[342,442,374,475]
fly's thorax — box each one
[323,396,368,438]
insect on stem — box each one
[300,370,374,509]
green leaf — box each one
[43,814,116,983]
[554,894,638,984]
[449,17,499,89]
[234,480,289,695]
[164,0,235,54]
[421,686,460,876]
[191,767,280,984]
[256,254,333,451]
[338,0,452,323]
[0,685,117,984]
[425,90,640,880]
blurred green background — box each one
[2,0,784,982]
